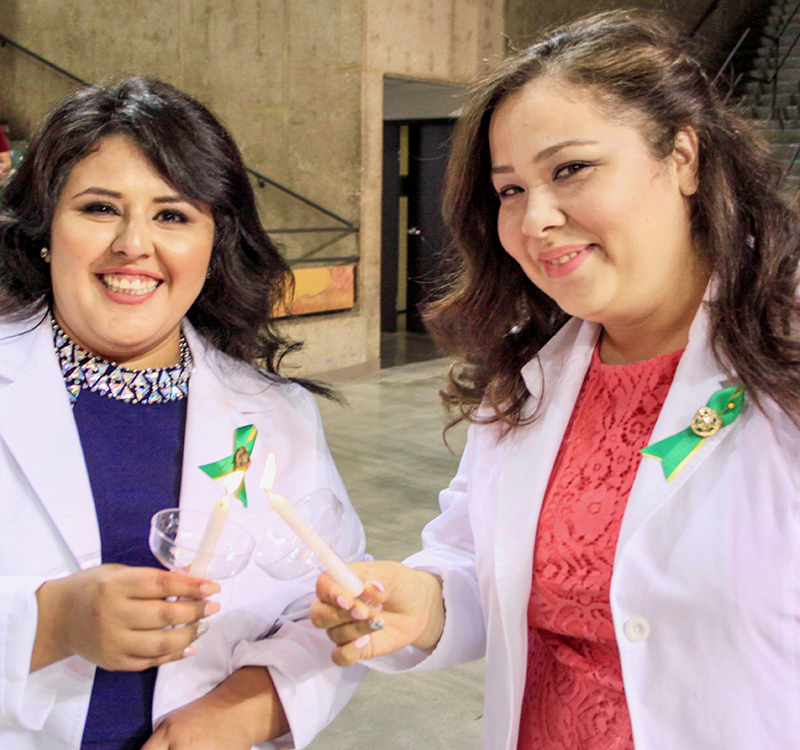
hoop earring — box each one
[40,247,50,262]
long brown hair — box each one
[426,10,800,431]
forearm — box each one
[31,579,71,672]
[199,666,289,744]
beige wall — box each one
[291,0,507,377]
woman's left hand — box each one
[141,666,289,749]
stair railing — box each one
[0,32,358,263]
[711,26,753,102]
[761,0,800,118]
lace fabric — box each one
[517,344,683,750]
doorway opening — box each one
[381,77,466,367]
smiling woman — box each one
[310,11,800,750]
[0,78,366,750]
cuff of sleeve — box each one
[0,576,60,730]
[231,619,367,749]
[367,565,485,674]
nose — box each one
[520,188,565,237]
[111,214,153,257]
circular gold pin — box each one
[690,406,723,437]
[234,445,251,470]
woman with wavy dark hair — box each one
[0,77,365,750]
[313,11,800,750]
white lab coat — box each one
[0,315,367,750]
[374,304,800,749]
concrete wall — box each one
[290,0,506,378]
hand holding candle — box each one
[260,453,365,598]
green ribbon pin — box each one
[198,424,258,506]
[641,386,745,482]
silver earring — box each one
[40,247,50,262]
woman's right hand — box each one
[310,561,445,667]
[31,564,220,673]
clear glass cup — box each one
[149,508,255,580]
[254,488,357,580]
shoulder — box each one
[183,321,320,417]
[0,314,50,370]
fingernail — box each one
[204,601,220,617]
[370,580,386,593]
[353,634,371,649]
[196,621,209,637]
[199,582,221,596]
[336,595,351,610]
[350,607,368,621]
[368,617,386,631]
[182,646,199,658]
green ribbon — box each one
[198,424,258,506]
[641,386,745,482]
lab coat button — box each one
[624,617,651,642]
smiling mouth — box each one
[544,251,581,266]
[99,274,160,295]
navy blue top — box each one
[73,389,187,750]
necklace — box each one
[52,318,193,406]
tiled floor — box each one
[307,357,484,750]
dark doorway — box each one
[381,119,455,342]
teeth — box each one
[100,274,159,295]
[547,251,580,266]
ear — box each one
[671,127,699,197]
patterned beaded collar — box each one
[52,318,193,406]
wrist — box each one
[411,571,445,653]
[31,579,72,672]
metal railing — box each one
[0,32,358,264]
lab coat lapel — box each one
[616,303,742,555]
[494,319,600,665]
[178,325,276,518]
[0,318,99,569]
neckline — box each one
[591,340,684,371]
[52,317,193,405]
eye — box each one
[495,184,523,201]
[79,201,119,216]
[156,208,189,224]
[553,162,592,181]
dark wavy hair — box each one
[0,77,328,393]
[427,10,800,430]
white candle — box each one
[189,471,243,578]
[268,491,365,598]
[260,453,364,597]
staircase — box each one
[732,0,800,193]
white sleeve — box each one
[0,575,92,732]
[231,619,367,749]
[368,434,487,674]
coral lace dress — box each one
[517,344,682,750]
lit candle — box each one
[189,470,244,578]
[260,453,364,597]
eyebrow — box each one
[71,187,198,207]
[491,139,599,174]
